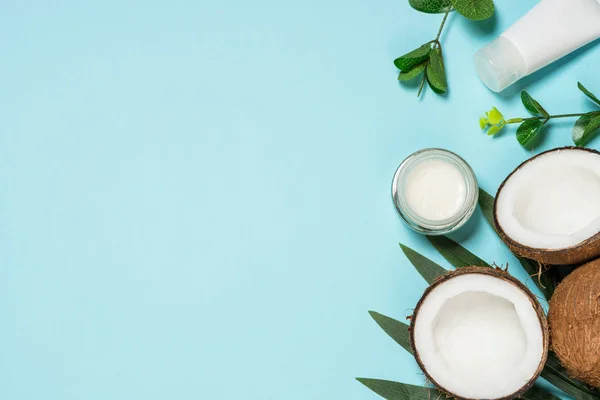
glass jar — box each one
[391,148,479,235]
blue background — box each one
[1,1,598,399]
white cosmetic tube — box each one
[474,0,600,92]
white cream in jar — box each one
[392,149,478,235]
[403,159,467,221]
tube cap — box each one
[473,36,528,92]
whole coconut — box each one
[549,259,600,387]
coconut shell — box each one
[409,266,549,400]
[494,147,600,265]
[549,258,600,387]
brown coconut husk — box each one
[549,258,600,387]
[494,147,600,266]
[409,266,549,400]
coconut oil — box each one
[404,159,467,221]
[392,149,478,235]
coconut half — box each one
[410,267,548,400]
[495,147,600,265]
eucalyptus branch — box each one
[434,8,452,44]
[480,83,600,147]
[417,73,428,97]
[394,0,495,98]
[518,113,594,122]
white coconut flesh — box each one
[496,149,600,250]
[413,274,544,399]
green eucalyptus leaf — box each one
[516,119,545,147]
[400,244,446,284]
[450,0,494,20]
[572,112,600,147]
[426,47,447,94]
[427,236,491,268]
[368,311,413,354]
[398,61,426,81]
[356,379,441,399]
[521,91,549,117]
[409,0,453,13]
[578,82,600,107]
[394,44,431,72]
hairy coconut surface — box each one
[494,147,600,265]
[549,258,600,387]
[409,267,549,400]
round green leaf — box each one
[394,44,431,72]
[521,91,549,117]
[409,0,453,13]
[450,0,494,20]
[426,47,447,94]
[398,61,427,81]
[573,113,600,147]
[516,119,545,147]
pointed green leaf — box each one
[368,311,412,354]
[521,91,549,117]
[356,379,441,399]
[450,0,494,20]
[397,61,426,81]
[578,82,600,107]
[478,188,495,229]
[517,119,545,147]
[427,236,491,268]
[409,0,453,13]
[394,44,431,72]
[522,385,562,400]
[399,243,447,284]
[426,47,447,94]
[573,112,600,147]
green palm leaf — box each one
[542,352,600,399]
[399,243,446,284]
[368,311,412,355]
[427,235,490,268]
[356,379,441,399]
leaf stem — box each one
[434,8,452,45]
[417,72,427,97]
[417,8,451,98]
[507,112,594,124]
[536,113,588,120]
[416,8,452,98]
